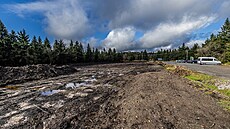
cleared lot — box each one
[167,62,230,79]
[0,63,230,129]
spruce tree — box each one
[143,50,149,60]
[108,48,113,62]
[112,48,117,62]
[28,36,38,64]
[37,36,44,64]
[43,37,51,64]
[17,29,30,65]
[94,48,99,62]
[0,20,9,66]
[66,40,75,63]
[51,40,59,64]
[9,30,18,66]
[77,42,84,62]
[85,44,92,62]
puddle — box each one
[119,73,124,76]
[66,82,93,89]
[41,90,62,96]
[65,92,89,98]
[85,78,97,82]
[65,78,97,89]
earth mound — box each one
[0,64,77,86]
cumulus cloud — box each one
[140,16,215,49]
[87,37,100,48]
[220,1,230,18]
[185,40,205,48]
[102,27,136,51]
[7,0,89,40]
[102,0,217,29]
[5,0,230,51]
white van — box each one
[197,57,221,65]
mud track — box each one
[0,63,229,129]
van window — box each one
[214,59,218,61]
[202,58,213,61]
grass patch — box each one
[5,86,19,90]
[164,63,230,111]
[165,64,192,76]
[218,89,230,97]
[185,73,230,98]
[165,65,176,71]
[224,62,230,66]
[204,84,218,90]
[185,73,213,82]
[185,72,230,112]
[218,100,230,111]
[186,72,230,111]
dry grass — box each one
[5,86,19,90]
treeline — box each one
[0,20,123,66]
[122,50,149,61]
[2,17,229,66]
[150,18,230,62]
[150,43,200,61]
[197,18,230,63]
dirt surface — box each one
[166,62,230,79]
[0,64,77,86]
[0,63,230,129]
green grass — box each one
[164,64,230,102]
[204,84,218,90]
[185,73,230,97]
[218,89,230,97]
[183,71,230,111]
[218,100,230,111]
[185,73,213,82]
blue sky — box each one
[0,0,230,51]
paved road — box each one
[166,62,230,79]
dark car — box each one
[185,60,198,63]
[176,60,186,63]
[192,60,198,63]
[186,60,193,63]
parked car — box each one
[192,60,198,63]
[197,57,221,65]
[176,60,186,63]
[186,60,193,63]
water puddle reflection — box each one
[41,90,61,96]
[65,82,92,89]
[65,77,97,89]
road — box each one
[166,62,230,79]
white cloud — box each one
[220,1,230,18]
[140,16,215,49]
[185,40,205,48]
[87,37,99,48]
[5,0,229,51]
[102,27,136,51]
[107,0,217,29]
[7,0,89,40]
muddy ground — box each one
[0,63,230,129]
[0,64,77,87]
